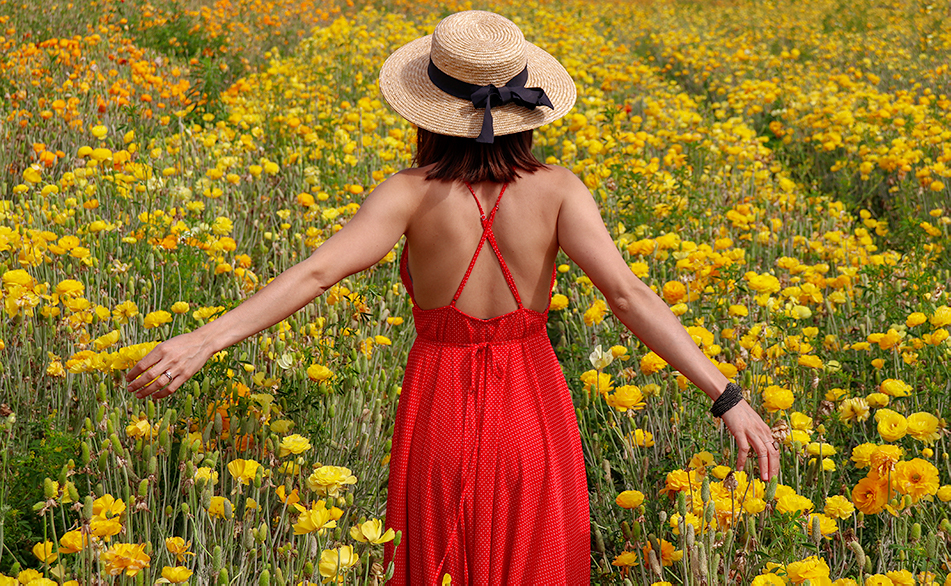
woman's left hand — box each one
[720,400,780,481]
[125,331,212,400]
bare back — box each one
[401,165,565,319]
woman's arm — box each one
[125,172,418,399]
[554,169,779,480]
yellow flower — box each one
[806,513,838,537]
[143,310,173,329]
[580,370,613,394]
[307,364,333,382]
[866,393,889,408]
[615,490,645,509]
[194,466,219,485]
[294,500,338,535]
[171,301,189,314]
[906,412,940,443]
[319,546,358,582]
[936,485,951,502]
[112,300,139,324]
[893,458,940,502]
[125,415,157,440]
[165,537,194,563]
[549,294,568,311]
[93,494,126,519]
[906,312,927,327]
[643,539,683,566]
[823,495,855,519]
[90,516,123,540]
[662,280,687,304]
[306,466,357,496]
[279,434,313,457]
[929,305,951,328]
[606,385,646,412]
[349,519,396,544]
[59,529,90,553]
[583,298,608,326]
[870,445,904,477]
[207,496,233,519]
[94,329,121,351]
[628,429,654,447]
[100,543,150,577]
[786,555,831,585]
[612,551,639,567]
[227,459,262,485]
[875,409,907,442]
[161,566,194,583]
[797,354,823,369]
[639,351,668,375]
[838,398,870,425]
[880,379,912,397]
[762,385,794,412]
[864,575,896,586]
[32,541,56,563]
[776,494,815,514]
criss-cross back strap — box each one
[451,182,523,308]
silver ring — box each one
[163,371,173,383]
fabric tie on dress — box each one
[427,60,554,144]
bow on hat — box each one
[428,60,554,144]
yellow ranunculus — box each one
[161,566,194,583]
[306,465,357,496]
[349,518,396,544]
[875,409,907,442]
[893,458,940,502]
[615,490,645,509]
[100,543,150,577]
[905,412,939,443]
[279,434,312,457]
[227,459,261,485]
[319,545,358,581]
[32,540,57,563]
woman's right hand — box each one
[125,331,213,400]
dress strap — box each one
[451,182,523,308]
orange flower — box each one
[852,476,889,515]
[893,458,940,502]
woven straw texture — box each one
[379,11,576,138]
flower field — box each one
[1,0,950,583]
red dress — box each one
[383,183,590,584]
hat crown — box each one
[430,11,526,87]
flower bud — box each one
[848,540,866,568]
[701,476,711,503]
[212,545,222,574]
[43,477,56,499]
[259,570,270,586]
[138,479,149,497]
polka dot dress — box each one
[384,184,590,584]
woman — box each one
[126,10,779,584]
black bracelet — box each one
[710,382,744,418]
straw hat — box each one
[379,10,576,142]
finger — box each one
[756,443,771,481]
[769,440,781,479]
[130,362,172,397]
[126,346,162,383]
[734,438,750,471]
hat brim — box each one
[379,35,576,138]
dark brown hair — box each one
[414,128,545,184]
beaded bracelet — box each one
[710,382,744,418]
